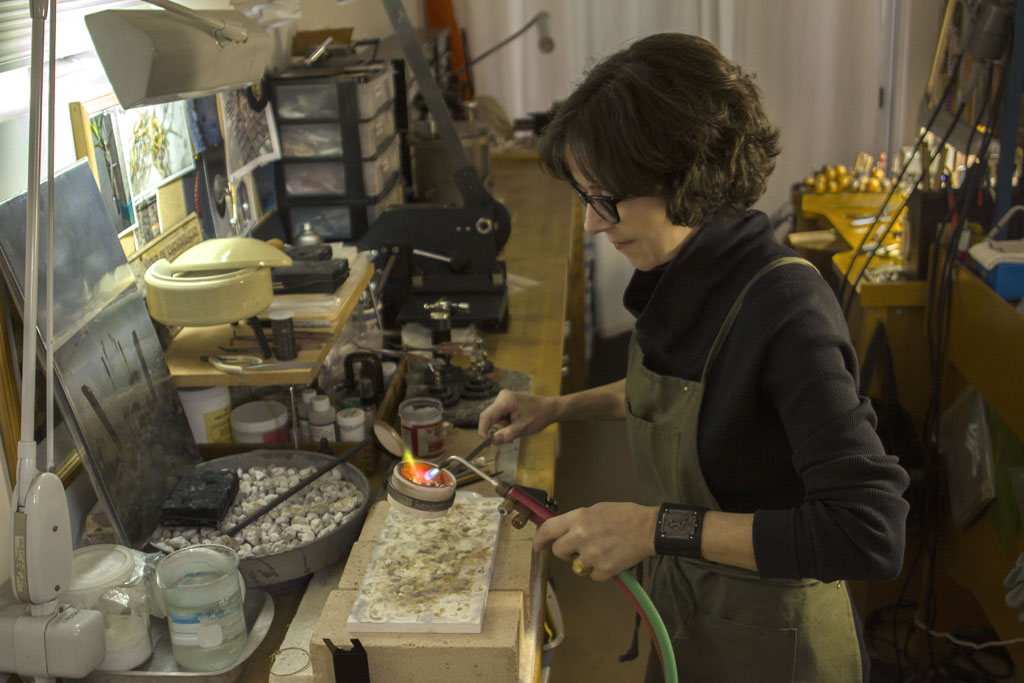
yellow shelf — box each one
[165,259,373,387]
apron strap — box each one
[699,256,818,384]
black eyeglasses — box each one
[571,183,622,224]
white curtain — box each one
[454,0,892,338]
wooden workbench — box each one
[243,155,577,682]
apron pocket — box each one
[647,557,693,641]
[683,608,797,683]
[625,411,683,505]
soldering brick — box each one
[491,539,535,591]
[311,589,523,683]
[337,541,375,590]
[357,500,391,540]
[338,536,534,593]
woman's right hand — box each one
[478,389,560,445]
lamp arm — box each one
[141,0,249,44]
[16,0,47,509]
[452,11,553,78]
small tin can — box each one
[398,397,445,459]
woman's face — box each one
[567,155,695,271]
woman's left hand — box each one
[533,502,659,581]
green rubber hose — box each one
[616,569,678,683]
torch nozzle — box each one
[439,456,501,487]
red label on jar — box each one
[403,421,444,459]
[261,425,292,443]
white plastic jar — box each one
[336,407,366,442]
[65,544,152,671]
[177,386,232,444]
[230,400,290,444]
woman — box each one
[478,33,909,682]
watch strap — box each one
[654,504,708,558]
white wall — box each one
[301,0,421,36]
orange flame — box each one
[398,460,453,488]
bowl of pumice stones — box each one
[147,449,370,592]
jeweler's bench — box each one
[239,155,581,683]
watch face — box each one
[663,509,698,539]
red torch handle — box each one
[504,485,556,526]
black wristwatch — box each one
[654,504,708,558]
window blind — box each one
[0,0,145,73]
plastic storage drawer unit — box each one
[287,179,404,242]
[274,69,394,122]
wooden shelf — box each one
[945,262,1024,441]
[165,258,373,387]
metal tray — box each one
[80,589,274,682]
[193,449,371,593]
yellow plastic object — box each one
[168,237,292,274]
[144,258,274,327]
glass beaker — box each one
[155,545,248,672]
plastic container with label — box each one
[336,407,366,442]
[178,386,232,444]
[65,544,153,672]
[399,396,445,460]
[230,400,290,444]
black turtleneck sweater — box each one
[624,211,909,582]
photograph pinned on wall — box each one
[116,100,195,200]
[133,194,161,252]
[69,95,134,234]
[219,87,282,182]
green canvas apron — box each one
[625,257,862,683]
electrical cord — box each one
[865,602,1016,682]
[835,51,964,309]
[451,12,550,78]
[924,100,1000,683]
[912,613,1024,651]
[862,58,1008,683]
[841,100,966,317]
[911,59,1005,682]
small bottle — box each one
[309,396,337,444]
[336,407,366,442]
[381,360,397,388]
[299,388,316,442]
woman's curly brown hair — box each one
[539,33,781,228]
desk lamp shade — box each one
[85,8,270,109]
